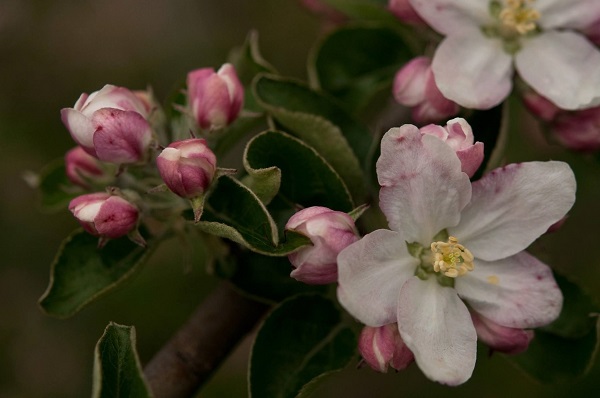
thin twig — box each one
[144,282,269,398]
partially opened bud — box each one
[64,146,106,188]
[187,63,244,130]
[471,311,534,355]
[61,84,153,164]
[358,324,414,372]
[388,0,425,25]
[156,138,217,199]
[393,57,459,125]
[69,192,139,239]
[285,206,359,284]
[419,118,484,177]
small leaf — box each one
[309,25,412,111]
[245,130,354,212]
[249,295,356,398]
[506,317,600,383]
[92,322,152,398]
[197,175,311,256]
[34,158,80,211]
[39,230,157,318]
[230,253,327,303]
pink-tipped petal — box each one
[408,0,491,35]
[432,29,513,110]
[455,252,563,329]
[449,161,576,262]
[456,142,484,177]
[94,196,139,238]
[516,31,600,110]
[337,229,418,326]
[377,126,471,245]
[397,277,477,385]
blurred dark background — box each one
[1,1,599,397]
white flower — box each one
[409,0,600,110]
[337,124,576,385]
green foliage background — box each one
[1,0,600,397]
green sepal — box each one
[91,322,152,398]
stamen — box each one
[430,236,475,278]
[499,0,540,35]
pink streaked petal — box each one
[516,31,600,110]
[455,252,563,329]
[470,311,533,355]
[377,126,471,245]
[408,0,491,35]
[94,196,138,238]
[92,108,152,164]
[432,29,513,110]
[337,229,418,327]
[449,161,576,261]
[456,142,484,178]
[536,0,600,31]
[397,277,476,385]
[61,108,96,153]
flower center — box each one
[499,0,540,35]
[430,236,474,278]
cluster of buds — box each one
[393,57,459,125]
[285,206,360,285]
[60,64,243,245]
[523,91,600,152]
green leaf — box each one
[253,74,372,199]
[309,25,412,111]
[34,158,79,211]
[197,175,312,256]
[92,322,152,398]
[249,295,356,398]
[228,30,278,112]
[506,317,600,383]
[244,130,354,212]
[230,253,327,303]
[542,273,600,339]
[39,230,156,318]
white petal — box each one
[60,108,94,150]
[455,252,563,329]
[432,29,514,109]
[397,277,476,385]
[337,230,418,326]
[536,0,600,31]
[449,161,576,261]
[377,126,471,245]
[409,0,491,35]
[516,31,600,110]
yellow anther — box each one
[487,275,500,285]
[499,0,540,35]
[431,236,475,278]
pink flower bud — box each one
[471,311,534,355]
[552,106,600,152]
[393,57,459,125]
[69,192,139,239]
[582,18,600,46]
[358,324,414,372]
[285,206,359,284]
[419,118,484,177]
[299,0,347,24]
[388,0,426,26]
[64,146,105,188]
[187,63,244,130]
[61,84,153,164]
[156,138,217,199]
[522,91,560,122]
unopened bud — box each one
[69,192,139,239]
[64,146,106,188]
[358,324,414,372]
[285,206,359,284]
[471,311,534,355]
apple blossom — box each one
[187,64,244,130]
[156,138,217,199]
[285,206,359,284]
[358,323,414,373]
[418,118,483,177]
[337,125,575,385]
[64,146,106,188]
[61,84,153,164]
[409,0,600,110]
[69,192,139,240]
[393,56,459,125]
